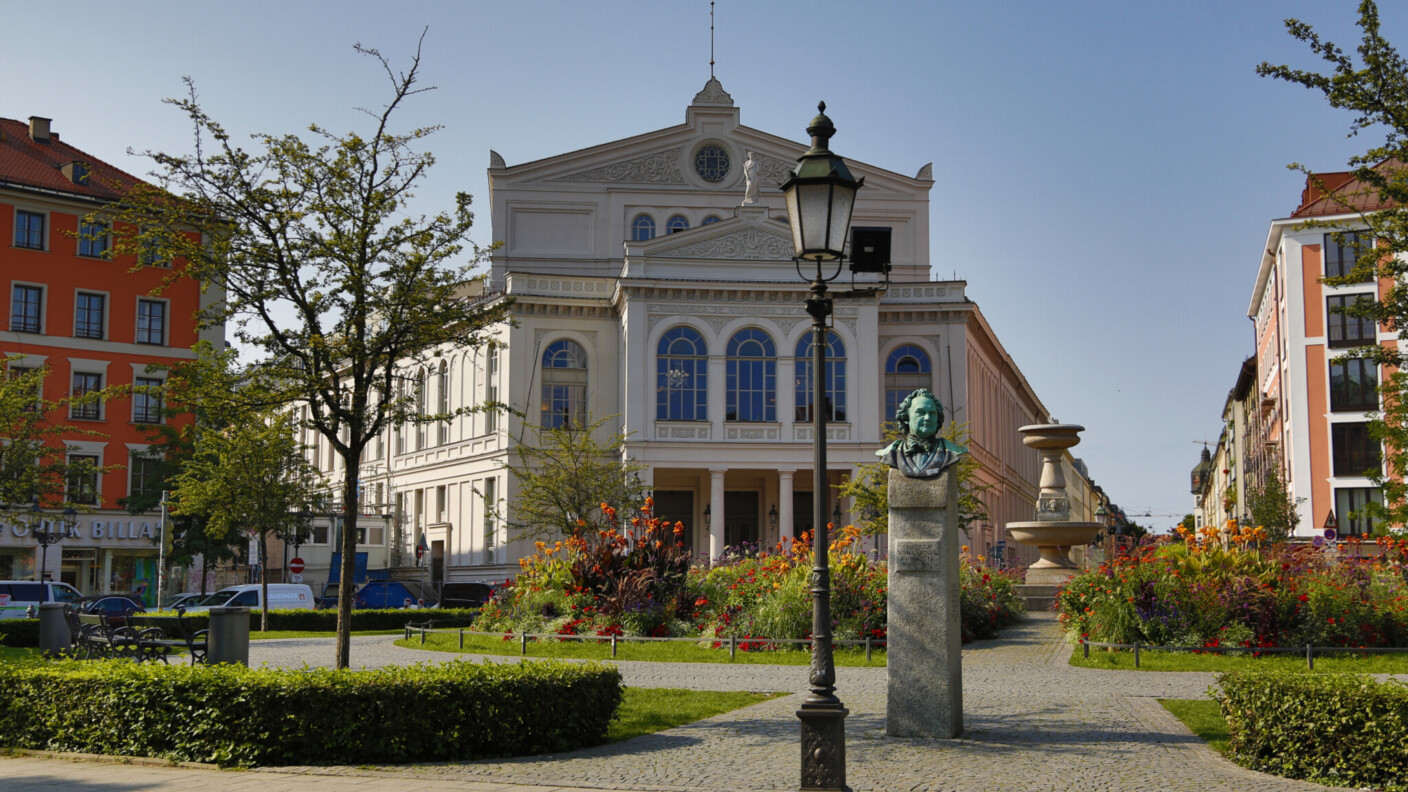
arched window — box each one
[416,368,429,449]
[631,214,656,242]
[542,339,588,428]
[726,329,775,422]
[485,345,500,434]
[666,215,689,234]
[795,331,846,423]
[657,326,707,421]
[701,215,721,225]
[885,344,932,424]
[436,360,450,445]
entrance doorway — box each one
[653,490,694,550]
[431,540,445,585]
[793,490,815,540]
[725,491,759,550]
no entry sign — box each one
[289,557,305,574]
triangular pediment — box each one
[639,208,794,261]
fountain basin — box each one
[1016,424,1086,451]
[1006,520,1102,585]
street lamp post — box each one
[780,102,882,792]
[29,504,63,582]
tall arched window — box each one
[631,214,656,242]
[657,326,707,421]
[726,329,776,422]
[795,331,846,423]
[885,344,932,423]
[542,339,588,428]
[485,345,500,433]
[666,215,689,234]
[415,368,428,449]
[436,360,450,445]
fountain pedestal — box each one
[1007,424,1102,587]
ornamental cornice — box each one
[514,302,616,321]
[552,147,685,184]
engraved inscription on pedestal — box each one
[892,539,944,573]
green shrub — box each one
[0,620,40,648]
[0,657,622,766]
[1216,670,1408,790]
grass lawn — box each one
[1070,646,1408,673]
[611,688,784,742]
[1159,699,1229,755]
[396,631,888,667]
[0,647,41,663]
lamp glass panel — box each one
[798,182,835,257]
[784,185,804,254]
[827,187,856,254]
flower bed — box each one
[1055,530,1408,650]
[475,501,1025,647]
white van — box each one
[0,580,83,619]
[183,583,314,612]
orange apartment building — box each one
[1,116,221,600]
[1247,171,1396,537]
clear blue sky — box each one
[6,1,1404,531]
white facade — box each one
[351,80,1068,585]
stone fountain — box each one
[1006,423,1102,587]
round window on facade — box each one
[694,144,731,182]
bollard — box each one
[1307,644,1314,671]
[420,628,426,645]
[730,635,737,659]
[1082,640,1090,659]
[521,632,528,655]
[866,635,873,662]
[459,628,464,650]
[1133,643,1140,669]
[208,607,251,666]
[39,603,71,658]
[611,634,618,658]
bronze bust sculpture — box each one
[877,388,967,479]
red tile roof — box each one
[1291,162,1402,218]
[0,116,146,202]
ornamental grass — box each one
[474,500,1025,648]
[1056,526,1408,651]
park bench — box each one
[73,612,142,660]
[126,609,209,665]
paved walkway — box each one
[0,615,1346,791]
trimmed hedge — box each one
[1216,670,1408,791]
[0,658,623,766]
[0,608,478,648]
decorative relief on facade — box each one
[654,423,711,440]
[691,77,734,107]
[520,277,611,296]
[890,285,951,301]
[516,303,614,321]
[725,426,779,441]
[754,156,796,187]
[794,426,852,443]
[553,148,685,184]
[657,228,794,260]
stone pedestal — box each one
[886,468,962,738]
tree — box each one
[503,416,645,541]
[1246,459,1304,542]
[0,363,114,512]
[1258,2,1408,532]
[836,420,990,537]
[96,36,512,667]
[171,411,320,631]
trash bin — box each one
[38,603,70,658]
[208,606,250,666]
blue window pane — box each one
[541,340,587,427]
[795,331,846,423]
[666,215,689,234]
[631,214,656,242]
[726,329,775,422]
[657,326,707,421]
[885,344,932,424]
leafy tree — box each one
[503,416,646,541]
[0,363,114,511]
[1258,2,1408,531]
[95,37,511,667]
[1178,514,1196,531]
[171,411,320,631]
[837,420,990,537]
[1246,459,1304,542]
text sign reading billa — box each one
[892,539,945,573]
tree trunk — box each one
[334,451,364,669]
[259,530,269,632]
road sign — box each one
[290,573,304,584]
[289,557,305,574]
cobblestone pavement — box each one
[0,614,1348,792]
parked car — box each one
[183,583,315,612]
[75,594,146,626]
[438,582,495,609]
[0,580,83,619]
[354,580,437,609]
[161,592,206,611]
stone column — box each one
[709,469,726,559]
[886,468,962,738]
[778,470,795,542]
